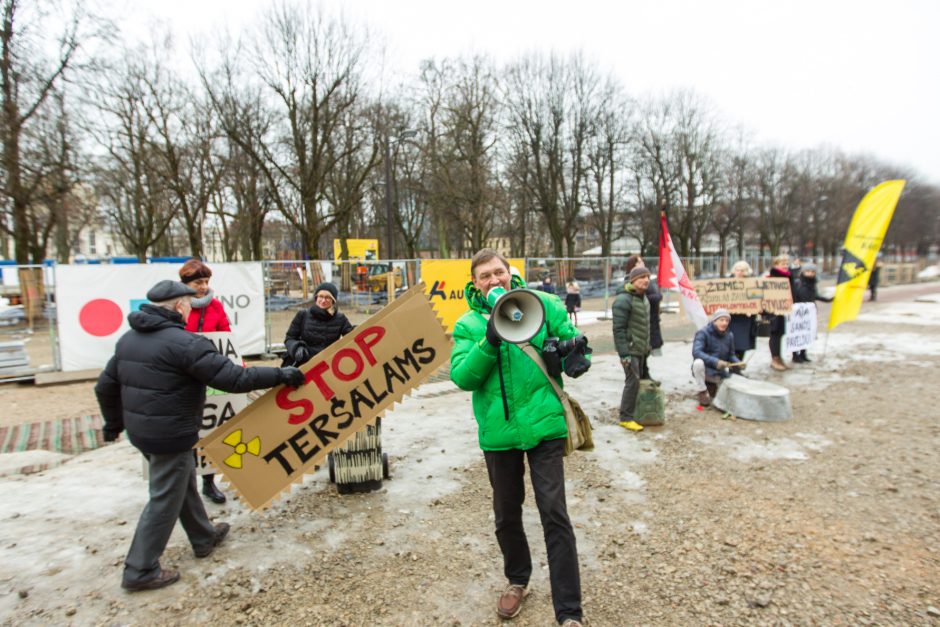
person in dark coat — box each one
[791,263,832,363]
[612,267,651,432]
[868,254,883,301]
[282,282,354,367]
[564,280,581,324]
[691,309,740,406]
[624,255,662,379]
[538,275,557,295]
[727,260,758,365]
[95,280,305,592]
[766,254,795,371]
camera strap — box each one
[482,313,511,421]
[519,343,566,402]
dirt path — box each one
[1,284,939,626]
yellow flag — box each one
[829,180,905,330]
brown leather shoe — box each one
[497,583,529,619]
[121,568,180,592]
[770,357,788,371]
[697,390,711,406]
[194,522,230,558]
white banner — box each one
[56,262,265,371]
[785,302,818,352]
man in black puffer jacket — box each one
[95,280,305,592]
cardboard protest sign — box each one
[692,277,793,315]
[785,302,818,352]
[197,332,249,476]
[197,284,452,510]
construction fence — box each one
[0,255,931,379]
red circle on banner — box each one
[79,299,124,337]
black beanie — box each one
[314,282,338,302]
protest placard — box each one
[785,302,818,352]
[198,284,452,510]
[692,277,793,315]
[197,332,249,476]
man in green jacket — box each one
[612,266,651,432]
[450,249,584,627]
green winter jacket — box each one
[612,282,650,358]
[450,275,582,451]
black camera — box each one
[542,334,592,379]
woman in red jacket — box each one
[180,259,231,333]
[179,258,231,503]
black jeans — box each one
[769,333,784,358]
[484,439,582,624]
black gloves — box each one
[485,315,501,347]
[279,367,305,388]
[103,427,121,442]
[292,343,311,365]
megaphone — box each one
[486,286,545,344]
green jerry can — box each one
[635,379,665,426]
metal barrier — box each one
[0,264,58,379]
[3,253,932,379]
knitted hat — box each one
[628,267,651,283]
[147,280,196,302]
[710,308,731,323]
[314,282,338,303]
[802,263,818,273]
[179,258,212,284]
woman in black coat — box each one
[791,263,832,363]
[727,260,758,363]
[282,282,354,367]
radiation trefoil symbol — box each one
[222,429,261,469]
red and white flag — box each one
[657,212,708,329]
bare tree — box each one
[248,2,372,259]
[632,96,680,253]
[324,100,380,257]
[503,52,599,257]
[146,72,223,258]
[90,46,177,261]
[583,78,633,256]
[0,0,94,262]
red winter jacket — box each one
[185,298,231,332]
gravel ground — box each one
[2,285,939,626]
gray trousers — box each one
[618,356,644,422]
[123,450,216,585]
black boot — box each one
[202,476,226,504]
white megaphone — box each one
[486,286,546,344]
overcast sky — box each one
[120,0,939,184]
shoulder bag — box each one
[520,343,594,456]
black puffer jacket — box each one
[646,279,664,349]
[95,304,283,454]
[793,274,832,304]
[283,305,354,365]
